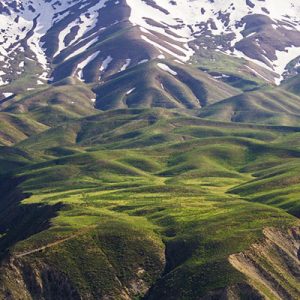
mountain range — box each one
[0,1,299,299]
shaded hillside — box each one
[0,1,300,299]
[93,60,240,110]
[199,87,300,126]
[0,108,299,299]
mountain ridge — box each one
[1,0,300,88]
[0,1,300,300]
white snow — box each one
[100,56,113,71]
[138,59,149,64]
[0,0,109,77]
[1,0,300,84]
[2,92,14,98]
[273,47,300,84]
[64,37,99,61]
[142,35,190,62]
[157,63,177,76]
[76,51,100,81]
[126,88,136,95]
[126,0,300,81]
[127,0,195,61]
[120,59,131,72]
[0,71,8,86]
[54,0,109,58]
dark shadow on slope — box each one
[0,175,62,261]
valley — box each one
[0,1,299,299]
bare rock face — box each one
[0,259,82,300]
[199,283,264,300]
[229,227,300,300]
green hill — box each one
[93,60,240,110]
[1,2,300,299]
[0,107,299,299]
[199,87,300,126]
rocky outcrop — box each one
[0,258,81,300]
[229,227,300,300]
[199,283,264,300]
[0,226,166,300]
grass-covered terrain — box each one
[0,107,299,299]
[0,49,299,299]
[190,48,273,91]
[93,60,240,110]
[1,2,300,297]
[198,86,300,126]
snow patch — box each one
[120,59,131,72]
[2,92,14,98]
[138,59,149,64]
[76,51,100,81]
[126,88,136,95]
[100,56,113,71]
[157,63,177,76]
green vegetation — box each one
[0,50,300,298]
[0,107,299,299]
[93,59,240,110]
[198,86,300,126]
[190,48,271,91]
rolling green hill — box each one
[0,41,299,300]
[93,60,240,110]
[198,87,300,126]
[0,107,299,299]
[1,1,300,299]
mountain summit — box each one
[1,0,300,87]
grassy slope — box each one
[281,74,300,95]
[93,60,240,110]
[0,109,299,299]
[190,48,273,91]
[3,78,96,118]
[198,86,300,126]
[0,53,296,149]
[0,49,299,298]
[0,112,48,146]
[0,78,99,145]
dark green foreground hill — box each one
[0,104,299,299]
[0,57,300,299]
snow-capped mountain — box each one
[1,0,300,87]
